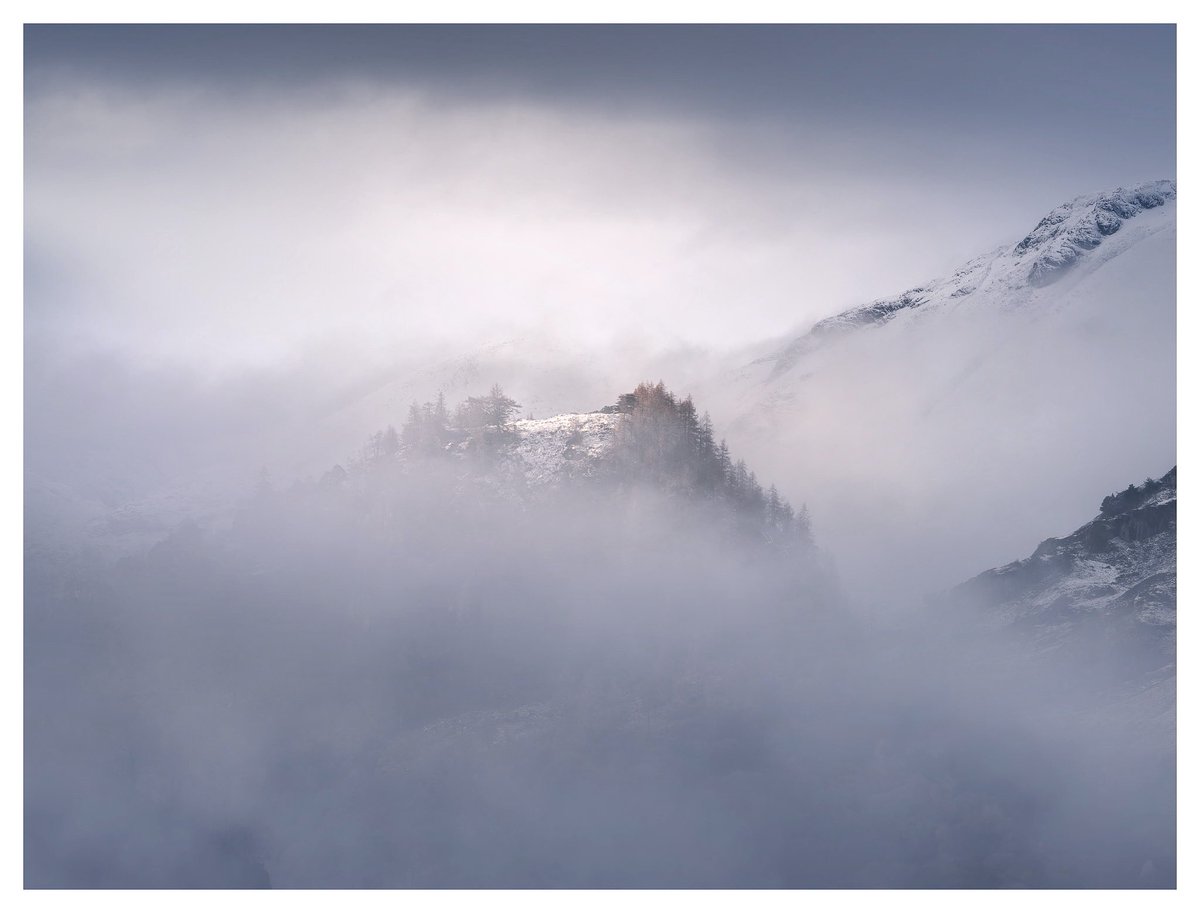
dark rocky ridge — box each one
[949,467,1176,669]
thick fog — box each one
[25,438,1175,887]
[24,25,1176,890]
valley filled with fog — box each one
[25,384,1176,887]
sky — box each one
[25,24,1176,370]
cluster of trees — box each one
[606,382,811,546]
[337,380,811,548]
[352,385,522,466]
[1098,467,1175,518]
[399,392,451,457]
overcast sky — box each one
[25,24,1176,370]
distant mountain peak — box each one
[766,179,1176,380]
[1014,179,1176,286]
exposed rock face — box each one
[1018,181,1176,286]
[951,467,1175,648]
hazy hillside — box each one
[706,181,1176,608]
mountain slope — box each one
[951,467,1176,650]
[761,180,1176,380]
[940,466,1176,759]
[708,181,1176,608]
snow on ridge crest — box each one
[767,179,1176,379]
[1017,179,1176,286]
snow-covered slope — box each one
[761,180,1176,381]
[951,467,1176,647]
[505,412,621,486]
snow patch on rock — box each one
[506,412,621,486]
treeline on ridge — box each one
[315,381,812,549]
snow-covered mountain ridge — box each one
[764,179,1176,379]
